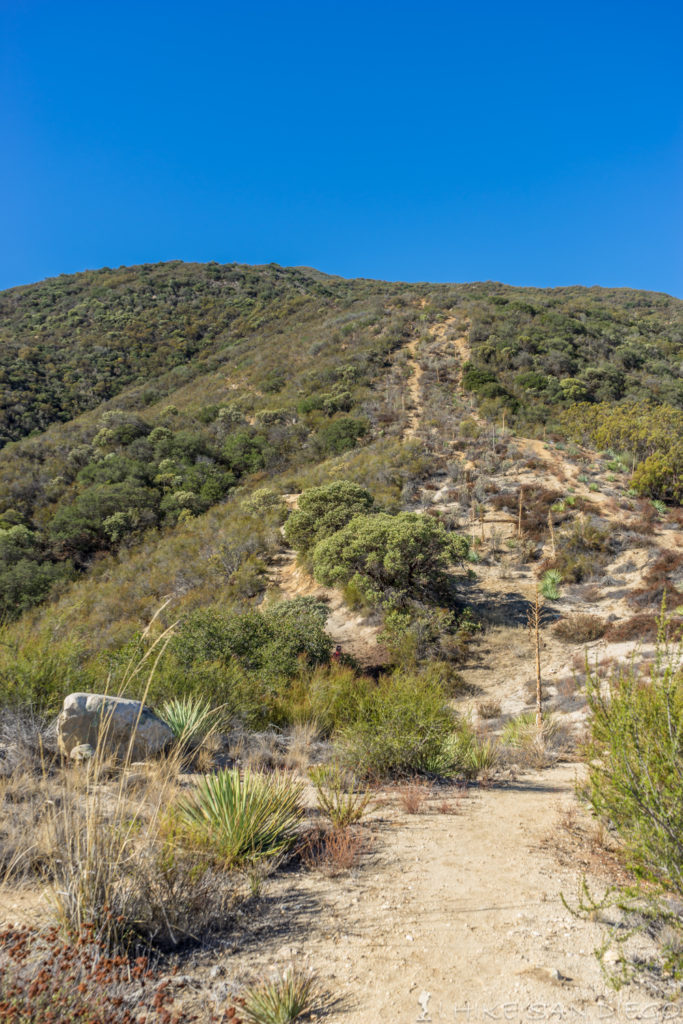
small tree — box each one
[283,480,375,553]
[311,512,469,608]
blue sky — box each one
[2,0,681,295]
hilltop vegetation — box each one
[0,262,680,638]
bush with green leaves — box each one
[275,662,374,735]
[313,415,368,455]
[241,487,287,519]
[584,636,683,897]
[173,597,333,679]
[338,671,458,779]
[379,603,480,664]
[424,720,499,779]
[283,480,375,553]
[312,511,468,609]
[631,441,683,505]
[175,767,305,868]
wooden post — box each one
[548,509,556,557]
[517,488,524,539]
[528,586,543,729]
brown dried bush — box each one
[298,826,366,874]
[477,699,502,719]
[0,926,189,1024]
[399,782,431,814]
[553,614,606,644]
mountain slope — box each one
[0,262,680,634]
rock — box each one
[69,743,95,761]
[58,693,173,762]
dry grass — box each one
[398,782,431,814]
[553,613,606,644]
[298,826,367,875]
[476,698,502,720]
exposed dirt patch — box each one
[268,550,390,667]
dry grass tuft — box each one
[476,698,502,720]
[398,782,431,814]
[298,826,366,875]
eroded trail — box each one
[404,333,424,439]
[214,764,635,1023]
[267,550,388,666]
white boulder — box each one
[57,693,173,761]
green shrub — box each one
[379,604,480,664]
[423,721,498,779]
[276,663,375,735]
[242,487,286,519]
[631,444,683,504]
[146,653,271,728]
[283,480,375,553]
[175,768,305,868]
[313,416,368,455]
[312,512,469,608]
[172,597,332,679]
[584,638,683,896]
[338,672,457,779]
[0,631,93,713]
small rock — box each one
[69,743,95,761]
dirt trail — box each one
[267,551,388,666]
[404,334,424,439]
[210,764,646,1023]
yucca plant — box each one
[424,724,498,779]
[502,711,559,748]
[242,968,318,1024]
[540,568,563,600]
[175,768,305,868]
[161,695,216,747]
[309,764,372,828]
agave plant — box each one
[175,767,305,868]
[161,695,215,746]
[242,968,318,1024]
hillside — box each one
[2,262,683,1018]
[0,263,680,627]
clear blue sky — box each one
[2,0,681,295]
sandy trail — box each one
[268,550,388,666]
[212,764,638,1023]
[405,334,424,439]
